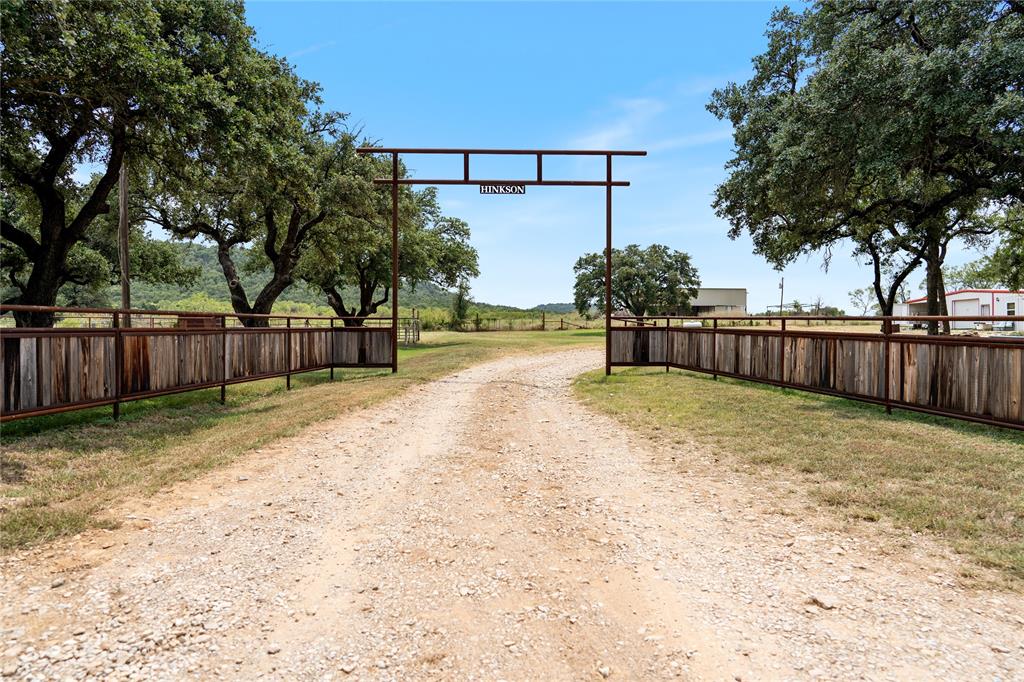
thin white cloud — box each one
[572,97,667,149]
[288,41,337,60]
[647,127,733,152]
[571,90,731,154]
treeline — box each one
[70,242,566,323]
[2,0,477,327]
[94,243,463,311]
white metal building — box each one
[690,288,748,316]
[893,289,1024,331]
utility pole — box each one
[778,276,784,318]
[118,157,131,327]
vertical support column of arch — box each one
[392,152,400,373]
[605,154,613,376]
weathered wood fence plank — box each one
[1,323,393,420]
[609,326,1022,429]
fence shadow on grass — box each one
[612,366,1024,446]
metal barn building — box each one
[894,289,1024,331]
[690,288,748,316]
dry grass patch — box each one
[1,330,601,550]
[574,367,1024,584]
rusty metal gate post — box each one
[605,154,613,376]
[391,152,399,374]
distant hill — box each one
[107,242,561,315]
[532,303,575,313]
[112,242,455,309]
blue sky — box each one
[244,1,976,312]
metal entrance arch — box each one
[355,147,647,374]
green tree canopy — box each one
[573,244,700,318]
[142,88,357,325]
[988,227,1024,290]
[1,167,198,309]
[1,0,284,326]
[940,218,1024,291]
[451,278,472,330]
[708,0,1023,330]
[299,157,479,326]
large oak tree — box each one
[573,244,700,318]
[709,1,1023,332]
[144,114,360,326]
[1,0,276,326]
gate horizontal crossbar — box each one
[356,147,645,187]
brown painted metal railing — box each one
[1,305,400,422]
[609,314,1024,431]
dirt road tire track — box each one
[2,349,1021,680]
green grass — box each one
[0,330,601,550]
[574,367,1024,585]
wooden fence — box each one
[1,306,396,421]
[609,315,1023,431]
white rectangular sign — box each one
[479,184,526,195]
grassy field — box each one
[0,330,601,550]
[574,367,1024,584]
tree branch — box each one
[296,210,327,242]
[321,284,353,317]
[263,205,280,263]
[39,107,94,185]
[0,219,40,257]
[373,285,390,309]
[5,266,27,296]
[66,117,126,238]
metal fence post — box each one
[883,318,892,414]
[112,311,121,421]
[665,318,670,373]
[285,317,292,390]
[712,318,718,380]
[221,314,227,404]
[329,318,335,381]
[898,330,906,405]
[778,317,786,386]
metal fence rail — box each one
[609,314,1024,431]
[1,305,406,422]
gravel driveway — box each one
[1,348,1022,680]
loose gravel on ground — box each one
[1,349,1022,681]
